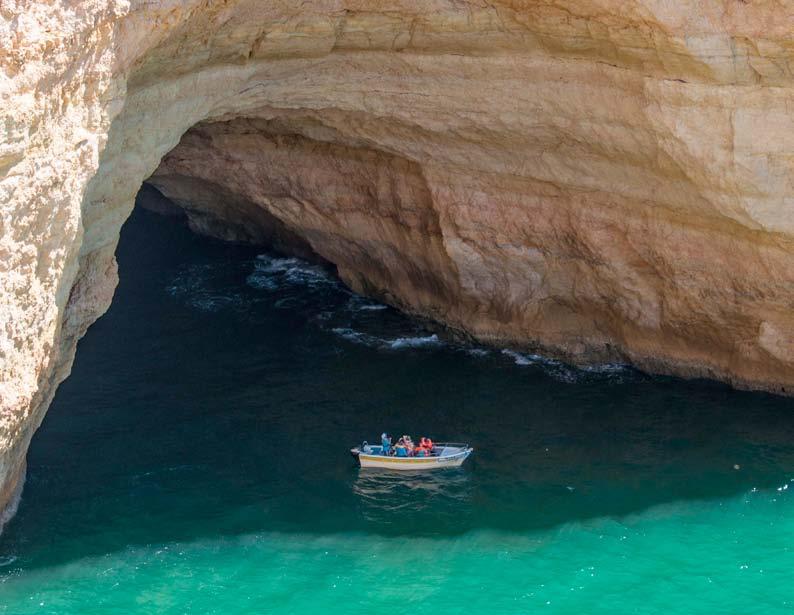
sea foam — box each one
[331,328,442,351]
[388,334,440,349]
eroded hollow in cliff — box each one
[144,118,463,325]
[135,114,794,396]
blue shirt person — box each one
[381,433,392,456]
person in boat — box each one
[402,435,414,455]
[420,437,434,454]
[381,433,392,456]
[394,437,409,457]
[413,444,427,457]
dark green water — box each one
[1,202,794,613]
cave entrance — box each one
[6,185,463,562]
[140,117,453,315]
[7,175,794,579]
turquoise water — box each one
[1,201,794,613]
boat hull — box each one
[352,445,473,470]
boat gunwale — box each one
[355,446,473,464]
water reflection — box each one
[353,469,472,527]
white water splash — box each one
[170,255,632,385]
[331,328,442,351]
[330,327,384,347]
[501,349,543,366]
[248,254,335,290]
[388,334,440,349]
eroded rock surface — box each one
[3,0,794,514]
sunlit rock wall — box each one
[3,0,794,515]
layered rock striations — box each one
[3,1,794,514]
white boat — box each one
[350,442,473,470]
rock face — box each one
[3,0,794,515]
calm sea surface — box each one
[1,199,793,613]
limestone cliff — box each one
[3,1,794,515]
